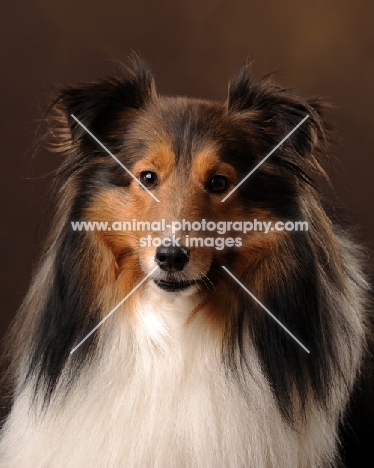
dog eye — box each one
[139,171,158,189]
[206,175,229,194]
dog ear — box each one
[51,55,156,145]
[227,63,326,159]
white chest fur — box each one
[0,289,338,467]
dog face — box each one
[52,58,324,302]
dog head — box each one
[50,56,326,302]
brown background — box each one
[0,0,373,341]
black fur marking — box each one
[63,56,155,143]
[228,63,326,160]
[25,229,102,403]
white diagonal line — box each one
[71,114,160,203]
[221,115,309,202]
[70,266,158,354]
[222,266,310,353]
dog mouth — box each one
[153,279,199,292]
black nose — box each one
[155,245,190,272]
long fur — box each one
[0,56,371,467]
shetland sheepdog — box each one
[0,57,372,467]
